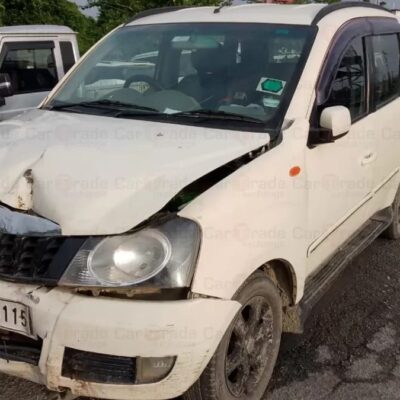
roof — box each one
[0,25,75,35]
[127,3,394,27]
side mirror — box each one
[0,73,13,98]
[309,106,351,147]
[320,106,351,139]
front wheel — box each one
[184,271,282,400]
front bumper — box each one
[0,281,240,400]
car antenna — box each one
[214,0,234,14]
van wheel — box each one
[383,187,400,240]
[184,272,282,400]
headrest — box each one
[191,47,228,75]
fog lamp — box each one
[136,356,176,384]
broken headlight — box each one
[59,217,201,288]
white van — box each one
[0,25,79,120]
[0,3,399,400]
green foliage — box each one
[87,0,219,36]
[0,0,242,53]
[0,0,99,53]
[0,3,4,26]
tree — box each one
[0,2,4,25]
[86,0,219,36]
[1,0,99,53]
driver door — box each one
[305,36,376,274]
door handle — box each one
[361,152,376,166]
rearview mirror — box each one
[0,73,13,98]
[320,106,351,139]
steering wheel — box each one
[124,74,163,91]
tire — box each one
[383,186,400,240]
[184,271,282,400]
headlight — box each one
[59,217,201,288]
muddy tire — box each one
[383,187,400,240]
[183,271,282,400]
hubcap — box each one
[225,296,274,398]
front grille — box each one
[0,234,66,284]
[0,329,42,365]
[62,347,137,384]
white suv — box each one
[0,3,399,400]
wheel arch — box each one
[258,259,302,333]
[258,259,297,306]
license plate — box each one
[0,298,33,338]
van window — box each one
[326,37,366,120]
[60,41,75,74]
[0,42,58,94]
[371,34,400,107]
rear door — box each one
[0,41,58,120]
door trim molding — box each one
[307,192,373,256]
[307,168,400,257]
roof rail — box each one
[126,6,189,25]
[312,2,390,25]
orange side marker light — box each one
[289,166,301,177]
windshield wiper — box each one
[173,109,266,124]
[48,100,159,114]
[47,102,266,125]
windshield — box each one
[46,23,316,131]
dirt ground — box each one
[1,237,400,400]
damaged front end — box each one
[0,117,272,398]
[0,141,271,298]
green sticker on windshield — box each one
[257,78,286,96]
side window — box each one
[371,34,400,108]
[325,37,367,120]
[60,41,76,74]
[0,42,58,94]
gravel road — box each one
[1,236,400,400]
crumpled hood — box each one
[0,110,270,235]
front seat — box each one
[177,47,229,108]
